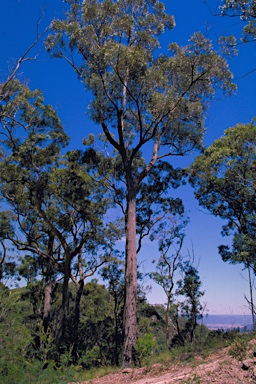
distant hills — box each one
[202,314,253,331]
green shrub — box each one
[229,336,248,361]
[79,345,102,368]
[136,333,155,363]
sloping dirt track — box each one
[79,344,256,384]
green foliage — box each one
[136,164,187,254]
[149,217,188,347]
[46,0,235,163]
[135,327,252,371]
[229,335,248,361]
[1,279,256,383]
[100,258,125,365]
[0,280,165,374]
[221,0,256,42]
[149,217,187,294]
[175,262,204,345]
[0,75,121,352]
[190,121,256,233]
[0,222,17,283]
[79,345,101,369]
[0,282,118,381]
[0,286,74,384]
[190,121,256,297]
[137,302,167,355]
[0,287,32,381]
[136,333,156,363]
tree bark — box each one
[73,279,84,361]
[166,295,171,348]
[113,290,123,366]
[248,266,256,332]
[122,179,138,367]
[56,252,72,347]
[43,274,53,333]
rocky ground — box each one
[78,339,256,384]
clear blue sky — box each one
[1,0,255,315]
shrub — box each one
[229,336,248,361]
[136,333,155,363]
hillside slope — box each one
[80,340,256,384]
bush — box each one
[229,335,249,361]
[136,333,155,364]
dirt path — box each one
[79,346,256,384]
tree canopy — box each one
[190,120,256,270]
[221,0,256,42]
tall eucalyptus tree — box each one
[46,0,235,366]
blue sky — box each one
[1,0,255,315]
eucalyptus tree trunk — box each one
[122,176,138,367]
[43,237,55,333]
[73,279,85,361]
[166,295,171,348]
[56,252,72,347]
[43,274,53,333]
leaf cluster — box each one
[221,0,256,42]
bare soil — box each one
[78,341,256,384]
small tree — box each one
[149,217,187,347]
[100,255,125,365]
[176,261,204,345]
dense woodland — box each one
[0,0,255,382]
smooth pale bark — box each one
[122,178,138,367]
